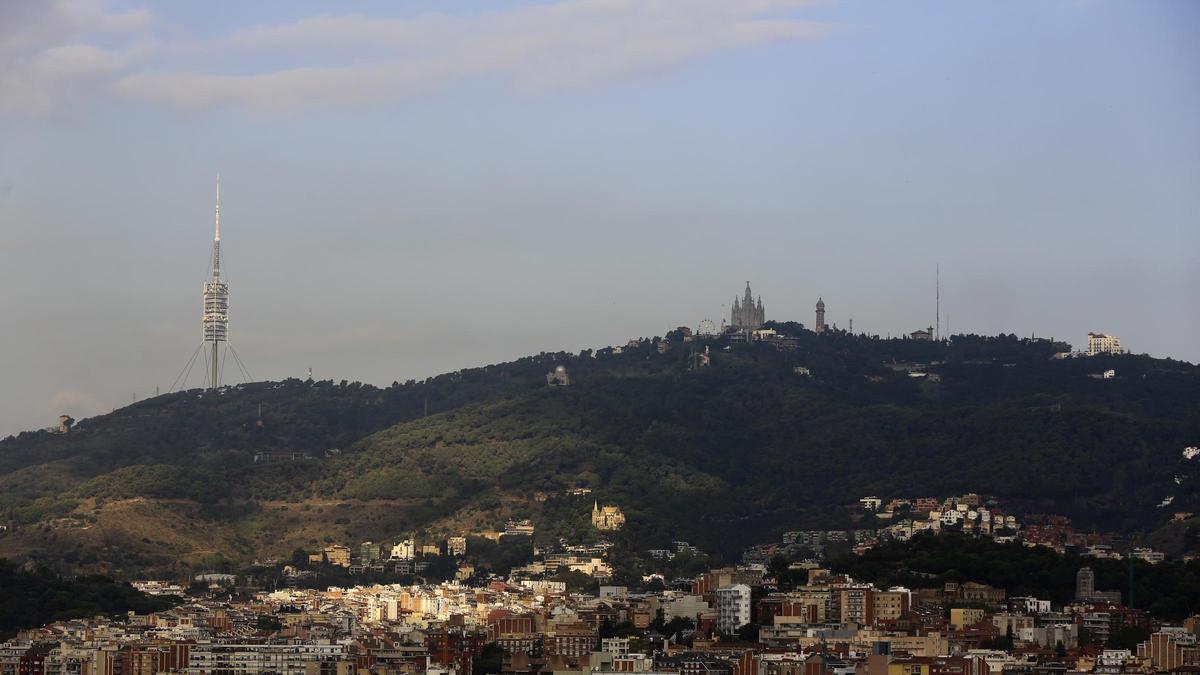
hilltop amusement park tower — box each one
[202,177,229,390]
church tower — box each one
[815,297,826,333]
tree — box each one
[550,568,595,594]
[474,643,505,675]
[735,623,760,642]
[1108,626,1151,651]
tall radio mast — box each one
[169,176,251,394]
[202,176,229,390]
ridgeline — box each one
[1,327,1197,577]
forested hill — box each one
[1,328,1198,576]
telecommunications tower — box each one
[202,176,229,390]
[172,176,250,393]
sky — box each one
[0,0,1197,436]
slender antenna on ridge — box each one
[176,176,245,393]
[936,264,940,341]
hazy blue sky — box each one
[0,0,1197,436]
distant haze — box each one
[0,1,1197,436]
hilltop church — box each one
[730,282,765,330]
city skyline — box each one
[1,0,1197,436]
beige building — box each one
[950,607,985,629]
[1138,632,1200,671]
[324,545,351,567]
[873,590,910,623]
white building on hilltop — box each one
[1087,332,1122,356]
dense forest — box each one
[0,559,176,639]
[0,328,1197,573]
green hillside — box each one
[2,328,1198,574]
[831,532,1200,620]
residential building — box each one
[1137,631,1200,671]
[715,584,752,635]
[841,588,875,626]
[873,590,911,624]
[950,608,985,630]
[550,622,598,659]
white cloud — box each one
[1,0,831,113]
[0,0,154,113]
[0,0,150,53]
[1,43,142,113]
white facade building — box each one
[1087,333,1121,356]
[715,584,751,635]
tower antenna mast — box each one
[936,264,940,341]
